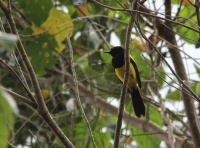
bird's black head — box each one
[104,46,124,57]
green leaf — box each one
[132,107,161,148]
[87,2,104,15]
[194,63,200,78]
[167,82,197,100]
[157,66,166,87]
[101,49,112,64]
[130,49,151,79]
[14,0,53,26]
[24,33,58,76]
[0,32,18,51]
[115,24,127,45]
[195,83,200,96]
[171,0,180,4]
[107,0,126,8]
[88,52,105,71]
[177,6,198,45]
[0,89,18,148]
[132,128,161,148]
[58,116,110,148]
[166,89,180,100]
[149,106,162,126]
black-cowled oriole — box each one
[105,46,145,118]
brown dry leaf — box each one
[178,0,192,6]
[146,33,160,52]
[76,4,88,16]
[125,136,133,144]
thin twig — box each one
[11,52,30,91]
[9,112,36,142]
[0,86,37,108]
[28,129,41,147]
[43,66,193,148]
[194,0,200,47]
[131,13,200,102]
[70,0,110,49]
[177,11,196,24]
[0,18,31,95]
[172,0,183,21]
[7,0,11,10]
[88,0,200,34]
[0,58,36,102]
[142,55,197,101]
[67,28,97,148]
[63,71,194,148]
[20,15,127,37]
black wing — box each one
[130,57,142,89]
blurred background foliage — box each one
[0,0,200,147]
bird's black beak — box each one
[104,50,111,54]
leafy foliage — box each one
[24,33,58,75]
[14,0,53,26]
[176,6,198,44]
[0,0,200,147]
[127,107,162,147]
[0,90,17,148]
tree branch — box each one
[67,28,97,148]
[0,57,36,103]
[88,0,200,34]
[0,86,37,108]
[163,0,200,147]
[113,1,135,147]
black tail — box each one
[131,89,145,118]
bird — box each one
[105,46,145,118]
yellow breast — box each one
[115,64,138,92]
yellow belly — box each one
[115,64,138,92]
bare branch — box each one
[113,1,134,146]
[0,58,36,102]
[0,86,37,108]
[164,0,200,147]
[67,28,97,148]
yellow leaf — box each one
[99,109,104,115]
[32,8,74,53]
[41,89,50,99]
